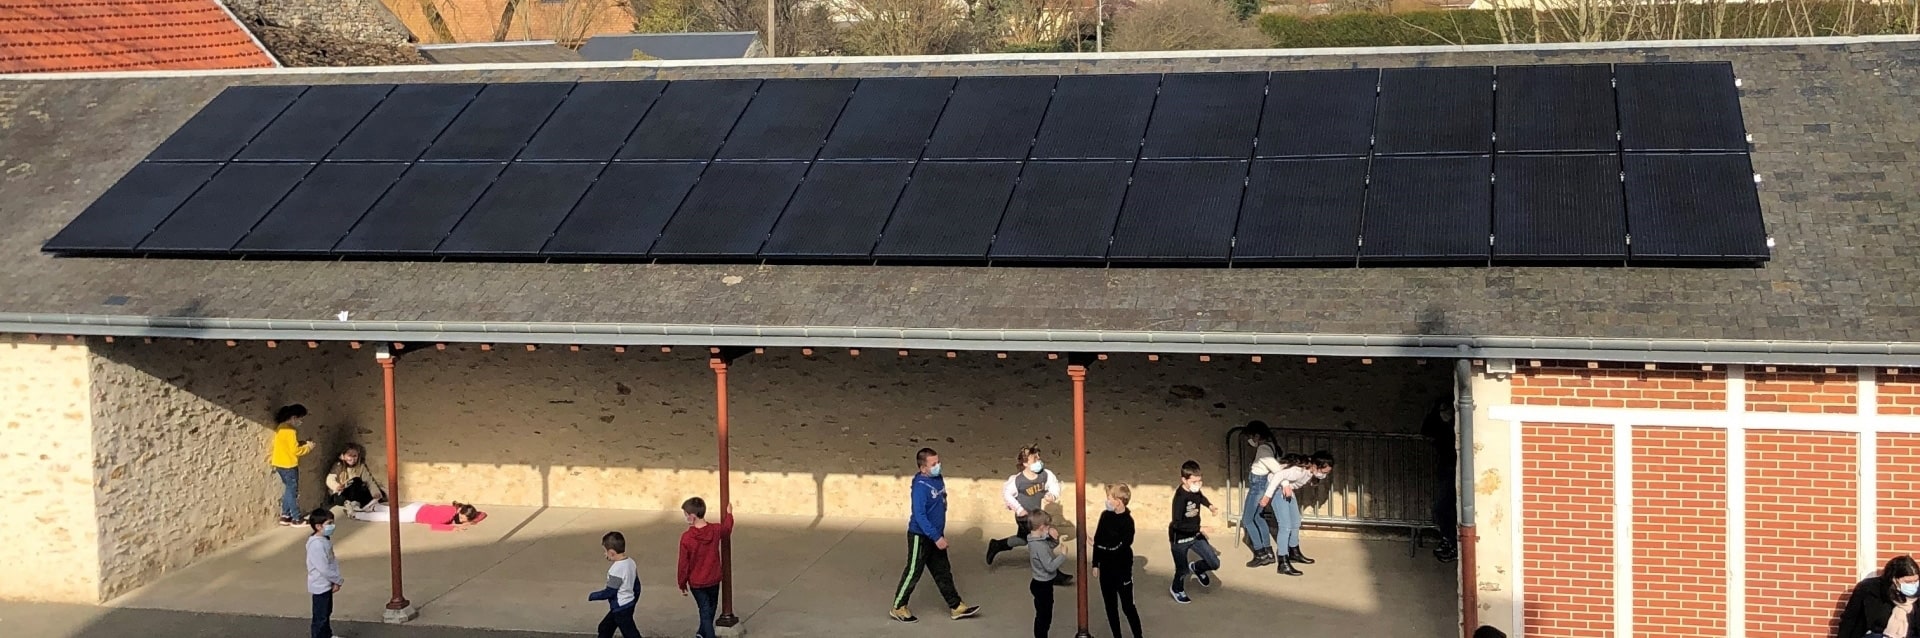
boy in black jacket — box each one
[1092,483,1142,638]
[1168,460,1221,604]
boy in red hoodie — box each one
[677,496,736,638]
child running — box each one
[890,447,980,623]
[987,445,1072,585]
[304,508,342,638]
[1026,510,1068,638]
[1239,421,1284,568]
[1167,460,1221,604]
[588,531,642,638]
[1266,451,1337,576]
[678,496,736,638]
[1092,484,1142,638]
[271,404,315,526]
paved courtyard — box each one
[21,507,1457,637]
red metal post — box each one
[1069,364,1091,638]
[379,353,410,612]
[1460,525,1478,638]
[712,357,739,627]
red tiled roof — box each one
[0,0,276,74]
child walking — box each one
[589,531,642,638]
[1239,421,1284,568]
[1266,451,1337,576]
[1025,510,1069,638]
[1092,484,1143,638]
[1167,460,1221,604]
[890,447,981,623]
[272,404,315,526]
[678,496,736,638]
[304,508,342,638]
[987,445,1072,585]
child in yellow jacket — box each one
[272,404,314,526]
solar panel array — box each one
[42,63,1770,266]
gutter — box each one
[2,313,1918,366]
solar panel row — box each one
[44,62,1767,266]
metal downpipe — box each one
[1455,346,1478,638]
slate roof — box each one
[417,40,582,63]
[1,39,1918,350]
[577,31,760,61]
[0,0,276,73]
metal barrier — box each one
[1223,425,1438,554]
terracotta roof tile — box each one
[0,0,275,73]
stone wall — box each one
[86,339,372,600]
[0,340,99,602]
[221,0,428,66]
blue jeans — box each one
[278,468,300,521]
[1274,492,1302,548]
[691,584,720,638]
[1242,474,1272,551]
[311,591,333,638]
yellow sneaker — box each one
[889,606,918,623]
[949,602,980,620]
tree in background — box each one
[1108,0,1268,50]
[628,0,839,54]
[841,0,975,54]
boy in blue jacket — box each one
[588,531,642,638]
[889,447,981,623]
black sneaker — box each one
[1434,543,1459,563]
[1170,586,1191,604]
[985,539,1005,566]
[1192,563,1212,588]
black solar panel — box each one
[542,162,705,257]
[618,79,760,161]
[761,161,914,260]
[650,162,809,258]
[924,76,1055,160]
[42,162,220,252]
[989,161,1134,261]
[1375,66,1494,155]
[1360,155,1493,262]
[329,84,483,161]
[1624,153,1767,261]
[1493,154,1626,261]
[138,163,312,253]
[333,162,504,255]
[715,79,857,160]
[145,85,304,162]
[520,81,665,161]
[236,85,391,161]
[1233,158,1367,263]
[235,162,409,254]
[1108,160,1246,263]
[422,82,574,161]
[1259,69,1378,158]
[438,162,604,256]
[1142,72,1266,160]
[1495,64,1618,153]
[873,161,1021,260]
[819,77,955,160]
[1617,62,1746,152]
[1031,74,1160,160]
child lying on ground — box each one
[350,501,486,531]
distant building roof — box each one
[578,31,761,61]
[418,40,582,64]
[0,0,277,73]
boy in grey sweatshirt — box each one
[1027,510,1069,638]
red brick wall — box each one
[1523,423,1615,638]
[1746,431,1858,638]
[1512,362,1727,410]
[1747,369,1859,414]
[1632,428,1728,638]
[1879,433,1920,561]
[1880,372,1920,416]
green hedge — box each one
[1259,3,1917,48]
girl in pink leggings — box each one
[351,502,485,531]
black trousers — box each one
[1003,515,1033,548]
[1099,565,1142,638]
[893,532,962,610]
[310,591,333,638]
[596,604,640,638]
[1030,578,1054,638]
[1433,468,1459,543]
[331,478,378,508]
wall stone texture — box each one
[222,0,429,66]
[86,339,370,600]
[0,341,100,602]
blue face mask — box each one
[322,522,336,538]
[1901,581,1918,597]
[1029,461,1045,474]
[929,463,942,477]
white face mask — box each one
[1902,581,1919,597]
[1186,482,1202,493]
[1313,471,1329,480]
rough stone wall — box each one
[1467,370,1514,635]
[355,347,1449,529]
[0,340,100,602]
[221,0,429,66]
[87,339,371,600]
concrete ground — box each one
[38,507,1458,637]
